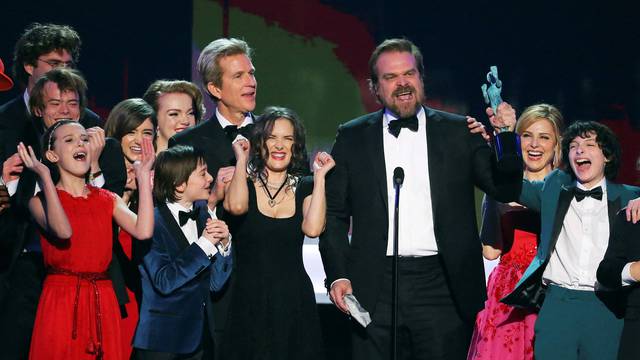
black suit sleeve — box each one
[319,125,352,289]
[598,211,639,289]
[472,131,523,203]
[99,137,126,196]
[79,109,103,129]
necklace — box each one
[258,174,288,207]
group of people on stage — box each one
[0,22,640,360]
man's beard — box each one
[384,84,424,118]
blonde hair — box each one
[515,103,564,169]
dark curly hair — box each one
[248,106,310,181]
[561,121,621,181]
[13,23,81,88]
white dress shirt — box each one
[542,178,609,290]
[216,108,253,143]
[383,107,438,256]
[165,202,231,258]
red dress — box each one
[468,199,540,360]
[29,186,123,360]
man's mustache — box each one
[392,85,415,97]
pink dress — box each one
[467,198,539,360]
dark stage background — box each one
[2,1,640,358]
[2,0,639,184]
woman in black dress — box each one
[222,106,334,360]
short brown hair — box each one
[29,68,87,116]
[105,98,156,141]
[153,145,206,203]
[143,80,206,123]
[368,38,425,92]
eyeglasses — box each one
[37,58,75,69]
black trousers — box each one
[352,256,472,360]
[0,252,45,360]
[618,311,640,360]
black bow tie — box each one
[388,116,418,138]
[178,208,200,226]
[223,123,253,142]
[574,186,603,202]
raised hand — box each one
[133,137,155,182]
[202,218,230,245]
[232,139,250,164]
[312,151,335,178]
[86,127,106,171]
[2,153,24,183]
[17,142,49,179]
[626,197,640,224]
[210,166,235,207]
[486,102,516,132]
[466,116,490,142]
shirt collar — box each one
[383,106,426,128]
[576,177,607,192]
[166,201,194,224]
[216,107,253,129]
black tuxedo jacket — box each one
[598,210,640,313]
[598,210,640,358]
[319,107,522,322]
[169,113,235,176]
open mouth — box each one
[271,152,286,160]
[72,151,87,161]
[527,150,543,160]
[395,90,413,102]
[130,145,142,154]
[575,158,591,170]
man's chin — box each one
[388,102,421,118]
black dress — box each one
[223,176,324,360]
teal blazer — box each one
[503,169,640,309]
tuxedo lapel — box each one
[195,202,210,237]
[158,203,190,250]
[424,107,443,227]
[606,182,623,237]
[203,114,234,166]
[363,111,388,213]
[547,186,574,258]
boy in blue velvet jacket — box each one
[133,145,232,360]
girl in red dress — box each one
[19,120,154,360]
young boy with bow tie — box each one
[133,145,232,360]
[504,121,640,360]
